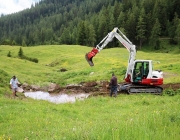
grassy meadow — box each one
[0,45,180,140]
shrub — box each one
[18,47,24,57]
[7,51,11,57]
[17,47,38,63]
[163,88,177,96]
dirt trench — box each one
[58,81,180,96]
[20,80,180,96]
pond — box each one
[24,91,90,104]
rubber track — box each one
[127,85,163,95]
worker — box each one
[10,75,20,97]
[109,73,118,97]
[136,66,143,77]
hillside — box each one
[1,45,180,95]
[0,0,180,49]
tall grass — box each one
[0,94,180,140]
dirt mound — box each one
[21,81,180,96]
[161,83,180,91]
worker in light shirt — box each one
[10,75,20,97]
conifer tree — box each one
[136,15,146,50]
[175,19,180,46]
[87,24,96,46]
[18,47,24,58]
[77,21,86,46]
[150,18,161,50]
[7,51,11,57]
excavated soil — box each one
[18,71,180,96]
[58,81,180,96]
[161,83,180,91]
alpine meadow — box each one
[0,0,180,140]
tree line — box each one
[0,0,180,49]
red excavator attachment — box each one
[85,48,99,66]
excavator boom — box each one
[85,27,136,81]
[85,27,163,94]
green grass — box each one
[0,45,180,139]
[1,45,180,87]
[0,94,180,140]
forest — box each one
[0,0,180,49]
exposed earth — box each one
[20,81,180,96]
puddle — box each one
[24,91,90,104]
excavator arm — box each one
[85,27,136,82]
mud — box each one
[161,83,180,91]
[20,81,180,104]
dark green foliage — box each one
[7,51,11,57]
[77,21,86,45]
[136,15,146,49]
[24,56,39,63]
[164,88,177,96]
[18,47,38,63]
[18,47,24,57]
[21,55,39,63]
[0,0,180,49]
[149,18,161,50]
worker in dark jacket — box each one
[109,73,118,97]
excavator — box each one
[85,27,163,94]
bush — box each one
[18,48,38,63]
[18,47,24,57]
[163,88,177,96]
[25,57,39,63]
[7,51,11,57]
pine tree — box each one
[150,18,161,50]
[136,16,146,50]
[167,13,179,45]
[7,51,11,57]
[87,24,96,46]
[175,19,180,47]
[18,47,24,58]
[77,21,86,45]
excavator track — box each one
[119,84,163,95]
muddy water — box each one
[24,91,90,104]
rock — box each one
[60,68,67,72]
[48,83,60,93]
[66,84,82,89]
[30,85,41,91]
[21,83,31,91]
[17,87,24,93]
[84,81,97,87]
[90,72,94,75]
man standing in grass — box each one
[10,76,20,97]
[109,73,118,97]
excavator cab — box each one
[133,61,150,83]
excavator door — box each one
[133,61,150,83]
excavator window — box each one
[133,62,149,82]
[144,63,149,76]
[133,62,143,82]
